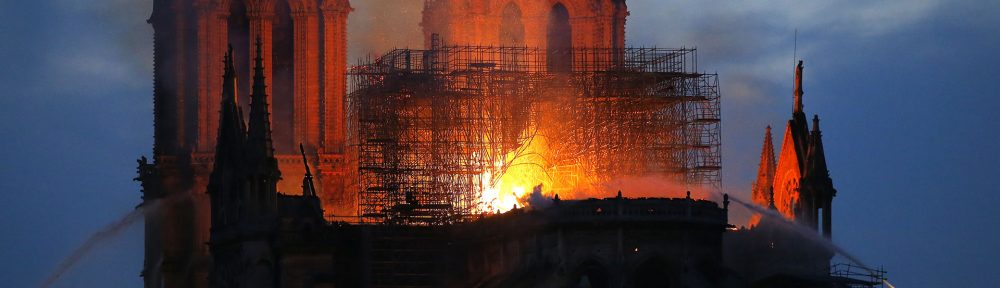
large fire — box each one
[350,46,721,222]
[479,128,554,213]
[477,125,603,213]
[477,126,717,214]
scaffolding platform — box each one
[348,44,721,224]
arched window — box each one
[547,3,572,73]
[499,2,525,46]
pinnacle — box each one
[247,36,278,175]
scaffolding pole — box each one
[348,45,721,225]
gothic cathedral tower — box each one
[751,61,836,237]
[421,0,627,49]
[144,0,351,287]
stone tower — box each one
[144,0,351,287]
[752,60,836,236]
[421,0,628,70]
[206,44,282,288]
[421,0,627,48]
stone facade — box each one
[421,0,627,49]
[146,0,351,286]
[422,0,627,72]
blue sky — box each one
[1,0,998,287]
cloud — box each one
[627,0,942,84]
[46,46,146,93]
[623,0,942,198]
[795,0,940,37]
[43,0,153,95]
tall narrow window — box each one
[272,0,295,153]
[500,3,525,46]
[547,3,572,73]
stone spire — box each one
[215,45,246,159]
[247,36,277,166]
[807,114,836,238]
[794,60,804,114]
[789,60,810,167]
[246,36,280,217]
[751,126,776,209]
[811,114,820,132]
[208,46,247,226]
[806,115,831,186]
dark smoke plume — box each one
[524,184,551,210]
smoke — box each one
[716,190,874,271]
[96,0,154,76]
[38,190,183,288]
[505,174,724,213]
[347,0,425,63]
[599,175,716,200]
[523,184,551,209]
[723,191,896,285]
[45,0,153,93]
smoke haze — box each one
[347,0,425,64]
[600,175,715,200]
[720,191,870,269]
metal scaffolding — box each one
[348,44,720,224]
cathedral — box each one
[137,0,868,287]
[142,0,627,285]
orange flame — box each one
[477,123,715,214]
[479,129,554,213]
[476,127,624,213]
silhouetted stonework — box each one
[141,1,856,287]
[162,55,734,285]
[146,0,351,286]
[454,196,730,287]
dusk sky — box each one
[1,0,999,287]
